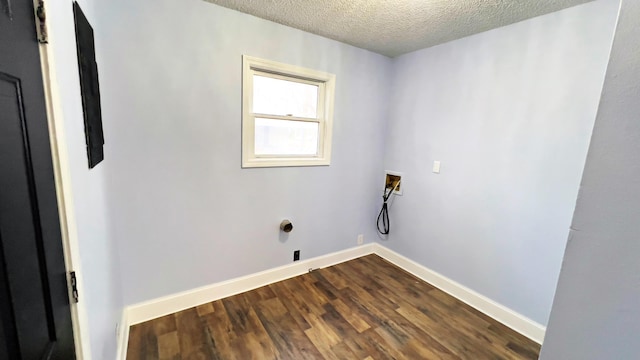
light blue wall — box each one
[49,0,626,357]
[382,0,619,325]
[93,0,392,306]
[541,1,640,358]
[48,1,124,359]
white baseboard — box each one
[373,243,546,344]
[117,241,544,359]
[126,244,375,326]
[115,310,129,360]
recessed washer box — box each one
[384,170,403,196]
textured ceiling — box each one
[204,0,594,57]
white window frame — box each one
[242,55,335,168]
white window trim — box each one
[242,55,335,168]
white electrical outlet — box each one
[357,234,364,245]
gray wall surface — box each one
[382,0,619,325]
[540,1,640,358]
[48,1,124,359]
[92,0,392,306]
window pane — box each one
[255,118,319,155]
[253,75,318,118]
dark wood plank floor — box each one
[127,255,540,360]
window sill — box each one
[242,156,331,168]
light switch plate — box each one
[433,161,441,173]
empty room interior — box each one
[7,0,640,358]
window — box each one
[242,55,335,167]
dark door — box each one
[1,1,76,359]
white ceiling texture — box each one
[204,0,594,57]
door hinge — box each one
[35,0,48,44]
[69,271,79,303]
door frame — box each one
[34,1,90,358]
